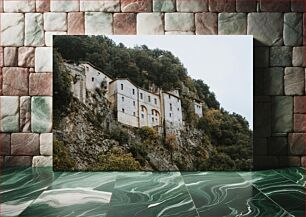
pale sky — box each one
[107,35,253,129]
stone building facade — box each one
[65,62,202,131]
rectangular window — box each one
[169,113,172,117]
[133,101,136,106]
[133,112,136,116]
[148,96,151,102]
[140,93,143,99]
[122,108,125,113]
[169,95,171,99]
[170,103,172,111]
[133,89,135,95]
[152,117,154,122]
[154,98,157,104]
[177,107,179,111]
[141,106,144,112]
[152,110,154,115]
[121,84,123,90]
[141,114,144,118]
[92,77,94,82]
[122,96,124,102]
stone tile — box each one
[302,156,306,167]
[0,69,2,95]
[20,96,31,132]
[31,96,52,133]
[50,0,79,12]
[254,47,269,67]
[113,13,137,35]
[137,13,164,35]
[44,12,67,31]
[85,12,113,35]
[270,46,292,67]
[36,0,50,12]
[294,96,306,113]
[165,13,195,31]
[2,67,29,96]
[121,0,152,12]
[0,0,3,12]
[195,13,217,35]
[153,0,175,12]
[291,0,305,12]
[278,156,301,167]
[218,13,247,35]
[254,101,271,137]
[3,47,18,66]
[264,67,284,95]
[284,67,305,95]
[0,47,3,67]
[68,12,85,35]
[165,31,195,35]
[236,0,256,12]
[208,0,235,12]
[294,114,306,132]
[11,133,39,155]
[247,13,283,46]
[45,32,67,47]
[177,0,208,12]
[35,47,53,72]
[25,13,44,46]
[3,0,35,12]
[292,46,305,67]
[272,96,293,133]
[260,0,290,12]
[284,13,303,46]
[0,96,19,132]
[268,136,288,156]
[288,133,305,155]
[40,133,53,156]
[29,73,52,96]
[0,134,11,155]
[32,156,53,167]
[4,156,32,167]
[0,13,24,46]
[80,0,120,12]
[18,47,35,67]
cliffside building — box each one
[65,62,203,131]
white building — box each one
[194,100,203,117]
[64,62,204,132]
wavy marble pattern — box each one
[0,167,61,216]
[0,168,305,216]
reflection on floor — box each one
[0,167,305,216]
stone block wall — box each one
[0,0,305,169]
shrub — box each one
[53,139,76,170]
[138,127,158,141]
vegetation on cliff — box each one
[53,35,252,171]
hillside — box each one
[53,35,252,171]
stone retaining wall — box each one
[0,0,305,169]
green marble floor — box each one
[0,167,305,216]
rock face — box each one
[270,46,292,67]
[31,96,52,133]
[11,133,39,155]
[218,13,246,35]
[284,67,305,95]
[137,13,164,35]
[165,13,195,31]
[153,0,175,12]
[284,13,303,46]
[80,0,120,12]
[247,13,283,46]
[0,96,19,132]
[195,13,217,35]
[85,12,113,35]
[272,96,293,133]
[25,13,44,46]
[2,67,29,96]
